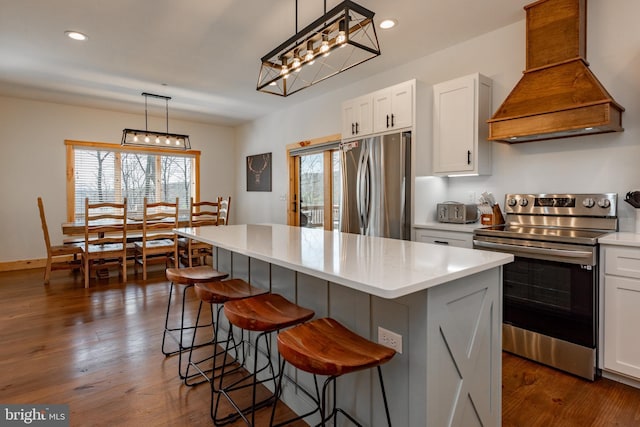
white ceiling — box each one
[0,0,530,126]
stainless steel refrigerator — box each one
[339,131,411,240]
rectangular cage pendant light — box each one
[121,92,190,150]
[257,0,380,97]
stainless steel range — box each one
[473,193,618,380]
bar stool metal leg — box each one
[213,293,315,426]
[269,317,396,427]
[163,266,229,379]
[184,279,268,387]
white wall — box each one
[0,96,236,263]
[236,0,640,232]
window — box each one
[65,140,200,221]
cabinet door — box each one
[354,96,373,136]
[390,81,413,129]
[604,275,640,379]
[433,77,476,174]
[342,100,357,138]
[373,89,392,133]
[373,82,414,133]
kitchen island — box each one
[174,224,513,427]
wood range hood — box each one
[488,0,624,143]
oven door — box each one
[473,235,599,379]
[503,256,596,348]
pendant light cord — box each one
[144,94,148,131]
[165,98,169,133]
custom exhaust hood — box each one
[488,0,624,143]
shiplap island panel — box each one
[174,224,513,427]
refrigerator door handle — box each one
[356,142,368,234]
[362,150,371,233]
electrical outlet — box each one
[378,326,403,354]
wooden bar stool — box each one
[163,266,228,379]
[214,293,315,426]
[184,279,268,386]
[270,317,396,427]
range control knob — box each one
[507,198,518,207]
[582,198,595,208]
[598,198,611,208]
[519,199,529,207]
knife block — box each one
[480,204,505,226]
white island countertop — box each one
[175,224,513,299]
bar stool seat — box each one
[214,293,314,426]
[162,266,229,379]
[185,279,268,386]
[166,266,228,284]
[224,293,315,332]
[271,317,396,426]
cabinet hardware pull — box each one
[434,240,449,245]
[352,123,355,135]
[391,114,395,127]
[467,150,471,165]
[355,122,359,134]
[386,114,389,128]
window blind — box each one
[73,146,194,220]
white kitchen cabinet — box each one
[342,95,373,139]
[432,73,492,176]
[602,245,640,380]
[414,228,473,249]
[372,80,414,133]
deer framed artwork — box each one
[246,152,272,192]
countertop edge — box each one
[175,225,513,299]
[599,232,640,248]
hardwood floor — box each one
[0,267,304,426]
[1,267,640,426]
[502,352,640,426]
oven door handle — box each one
[473,240,594,259]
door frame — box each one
[286,133,341,229]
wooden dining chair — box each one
[179,197,221,267]
[134,198,179,280]
[217,196,231,225]
[37,197,83,285]
[82,198,128,288]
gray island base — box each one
[174,224,512,426]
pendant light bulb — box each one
[144,135,150,143]
[133,134,138,142]
[280,55,289,76]
[304,40,315,64]
[292,50,301,70]
[336,19,347,44]
[320,34,330,57]
[155,136,161,144]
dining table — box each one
[61,217,190,236]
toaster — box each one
[436,202,479,224]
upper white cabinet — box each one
[342,94,373,138]
[432,73,492,176]
[372,80,414,133]
[342,79,415,140]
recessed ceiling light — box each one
[65,31,88,41]
[379,19,397,30]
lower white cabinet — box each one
[414,228,473,249]
[602,245,640,380]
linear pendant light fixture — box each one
[257,0,380,97]
[121,92,190,150]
